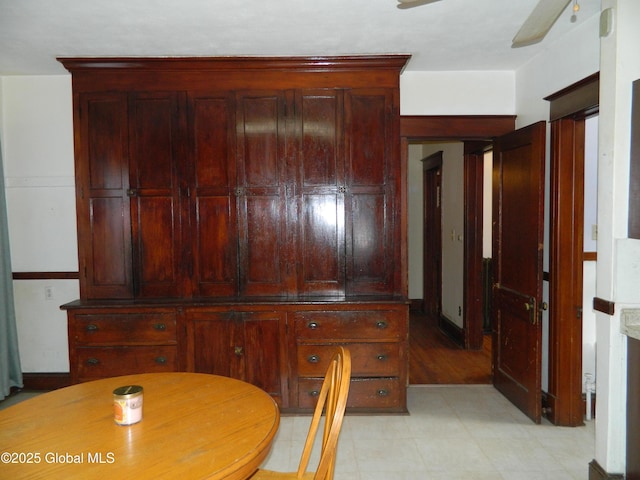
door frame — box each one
[421,151,443,318]
[545,73,599,426]
[401,116,514,351]
[400,110,588,425]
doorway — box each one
[409,140,493,384]
[400,116,514,389]
[401,94,597,426]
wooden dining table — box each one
[0,372,280,479]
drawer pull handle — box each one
[155,356,167,365]
[376,321,388,329]
[234,346,244,357]
[85,324,98,332]
[309,390,320,397]
[153,323,167,331]
[377,389,389,397]
[376,354,388,361]
[86,357,100,366]
[307,322,319,330]
[307,354,320,364]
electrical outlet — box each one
[458,306,462,316]
[44,286,54,301]
[592,224,598,241]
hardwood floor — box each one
[409,310,492,384]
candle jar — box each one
[113,385,143,425]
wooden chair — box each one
[250,346,351,480]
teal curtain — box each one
[0,139,22,400]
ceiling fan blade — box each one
[512,0,572,48]
[397,0,442,10]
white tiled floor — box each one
[261,385,595,480]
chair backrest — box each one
[296,346,351,480]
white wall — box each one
[400,71,515,115]
[1,75,78,372]
[483,151,493,258]
[595,0,640,473]
[436,142,464,328]
[407,144,424,300]
[583,115,599,391]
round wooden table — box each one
[0,372,279,479]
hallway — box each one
[409,310,492,385]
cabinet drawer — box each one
[297,343,400,377]
[72,313,177,344]
[76,346,177,378]
[298,377,403,410]
[294,311,403,340]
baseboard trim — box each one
[409,299,423,312]
[438,315,464,347]
[589,460,624,480]
[21,373,72,390]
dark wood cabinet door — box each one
[75,93,133,299]
[191,311,236,378]
[188,93,238,297]
[129,92,186,298]
[295,89,346,295]
[236,92,290,296]
[344,89,396,295]
[240,311,285,403]
[190,310,285,405]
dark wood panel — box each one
[241,312,284,399]
[190,93,238,297]
[400,115,516,139]
[135,196,179,295]
[295,310,402,340]
[89,197,131,291]
[593,297,615,315]
[544,72,599,121]
[58,56,411,92]
[21,373,72,390]
[347,193,391,294]
[296,90,345,295]
[190,94,235,188]
[240,194,288,296]
[298,377,403,410]
[194,196,237,296]
[347,91,387,186]
[12,271,79,280]
[85,95,128,190]
[299,90,341,186]
[547,117,586,426]
[299,193,343,295]
[237,93,283,187]
[129,93,184,298]
[72,313,176,345]
[76,345,177,379]
[192,314,236,377]
[463,146,486,349]
[297,343,399,377]
[76,93,132,299]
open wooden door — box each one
[492,121,546,423]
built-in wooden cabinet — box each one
[61,56,410,412]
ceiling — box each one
[0,0,601,76]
